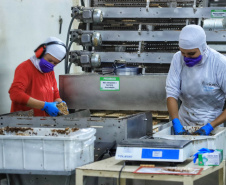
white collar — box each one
[30,55,43,73]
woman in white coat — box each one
[166,24,226,135]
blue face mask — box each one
[184,55,202,67]
[39,58,54,73]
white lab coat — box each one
[166,46,226,126]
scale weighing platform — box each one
[115,138,192,162]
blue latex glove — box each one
[193,148,214,163]
[41,102,59,117]
[194,123,214,136]
[61,101,67,105]
[172,118,190,135]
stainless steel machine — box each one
[1,0,226,185]
[62,0,226,113]
[59,1,226,184]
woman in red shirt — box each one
[9,37,67,117]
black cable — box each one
[6,174,10,185]
[101,71,115,75]
[100,63,126,75]
[65,40,74,74]
[68,62,73,74]
[118,161,126,185]
[65,12,79,74]
[81,0,85,6]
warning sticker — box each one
[100,77,120,91]
[211,10,226,18]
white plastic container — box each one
[0,127,96,171]
[154,123,226,159]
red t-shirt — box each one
[9,59,61,116]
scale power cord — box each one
[118,161,126,185]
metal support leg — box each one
[76,169,84,185]
[64,175,71,185]
[183,177,193,185]
[117,178,126,185]
[219,165,225,185]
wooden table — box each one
[76,157,225,185]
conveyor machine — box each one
[1,0,226,185]
[61,0,226,113]
[59,0,226,165]
[59,4,226,184]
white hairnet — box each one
[44,37,66,61]
[179,25,207,55]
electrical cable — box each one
[68,62,73,74]
[118,161,126,185]
[101,71,115,75]
[6,174,10,185]
[101,63,126,75]
[65,40,74,74]
[81,0,85,6]
[65,12,79,74]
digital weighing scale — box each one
[115,138,192,162]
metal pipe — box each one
[193,0,197,13]
[202,0,209,7]
[138,41,142,56]
[146,0,150,12]
[186,19,189,25]
[86,0,91,30]
[138,24,142,35]
[203,18,225,31]
[86,0,91,7]
[198,18,202,26]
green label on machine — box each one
[100,77,120,91]
[211,10,226,18]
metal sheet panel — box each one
[96,7,226,18]
[59,74,167,111]
[127,112,152,138]
[71,51,174,63]
[78,30,226,42]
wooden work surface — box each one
[76,157,225,185]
